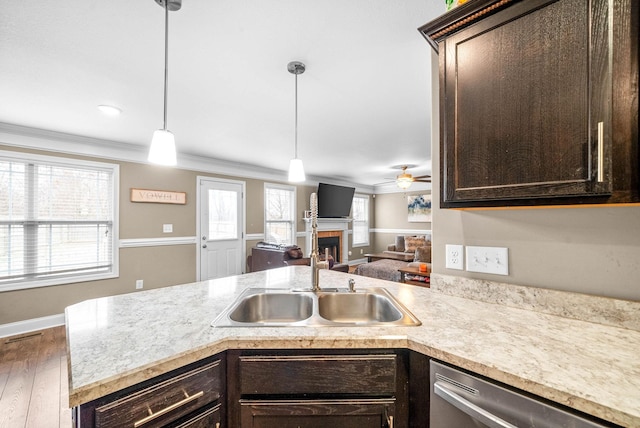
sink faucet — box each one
[310,192,321,291]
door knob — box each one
[202,244,207,249]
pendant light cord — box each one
[294,72,298,159]
[162,0,169,131]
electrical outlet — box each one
[446,244,464,270]
[360,249,363,254]
[466,246,509,275]
[163,224,173,233]
[135,279,144,289]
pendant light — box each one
[287,61,306,182]
[148,0,182,166]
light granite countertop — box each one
[65,267,640,427]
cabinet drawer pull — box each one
[597,121,604,182]
[133,390,204,427]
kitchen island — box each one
[65,266,640,426]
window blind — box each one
[264,184,295,245]
[352,195,370,246]
[0,154,117,290]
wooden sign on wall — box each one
[130,188,187,205]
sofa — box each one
[354,235,431,282]
[384,234,431,261]
[248,244,348,273]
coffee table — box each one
[398,266,430,287]
[364,252,414,263]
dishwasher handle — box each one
[434,381,518,428]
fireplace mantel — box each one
[303,218,351,263]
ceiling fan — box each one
[394,165,431,189]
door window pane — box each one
[208,189,238,240]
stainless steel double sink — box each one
[212,287,421,327]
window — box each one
[0,151,118,292]
[352,194,369,246]
[264,183,296,245]
[208,189,238,240]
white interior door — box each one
[198,177,245,280]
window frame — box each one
[0,150,119,292]
[351,194,370,247]
[263,183,297,246]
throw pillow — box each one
[414,245,432,263]
[404,236,427,253]
[286,246,303,259]
[394,235,405,252]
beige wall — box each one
[427,52,640,302]
[372,193,432,253]
[0,145,371,324]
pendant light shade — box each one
[288,158,306,182]
[149,129,177,165]
[287,61,306,182]
[148,0,180,166]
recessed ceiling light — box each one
[97,105,122,116]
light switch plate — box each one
[466,246,509,275]
[445,244,464,270]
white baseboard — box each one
[349,257,367,265]
[0,313,65,338]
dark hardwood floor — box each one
[0,326,71,428]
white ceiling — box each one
[0,0,442,190]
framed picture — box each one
[408,194,431,222]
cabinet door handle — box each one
[384,406,393,428]
[597,121,604,182]
[133,390,204,427]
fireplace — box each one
[318,235,341,263]
[304,218,351,264]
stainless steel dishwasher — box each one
[430,360,615,428]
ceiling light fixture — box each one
[396,165,414,189]
[148,0,182,166]
[97,105,122,116]
[394,165,431,189]
[287,61,306,182]
[396,172,413,189]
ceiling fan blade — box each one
[413,174,431,179]
[374,179,398,185]
[414,178,431,183]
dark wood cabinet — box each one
[238,400,395,428]
[420,0,638,207]
[74,354,225,428]
[73,349,430,427]
[227,349,409,428]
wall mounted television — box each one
[316,183,355,218]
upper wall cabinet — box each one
[420,0,638,208]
